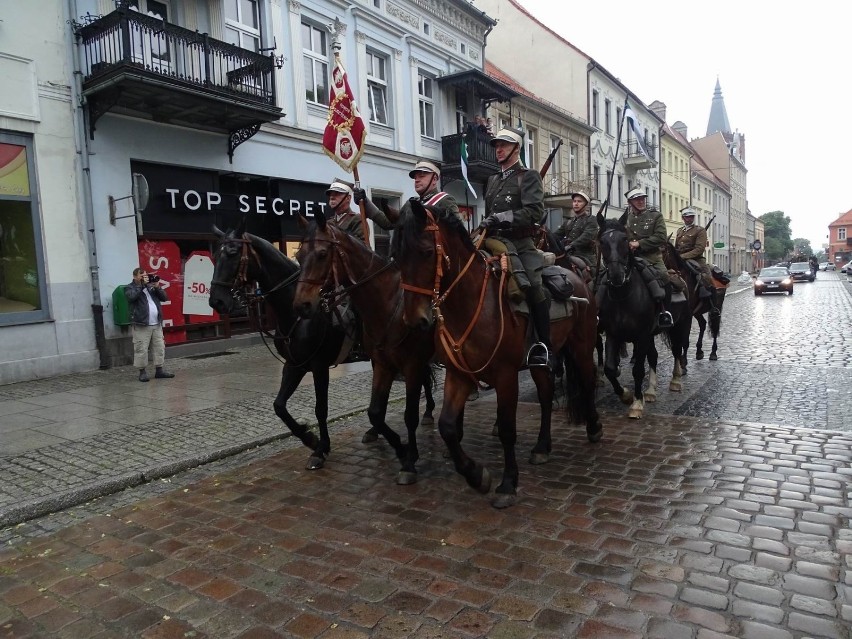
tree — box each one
[759,211,793,261]
[792,238,813,257]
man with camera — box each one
[125,267,174,382]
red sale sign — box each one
[137,240,186,344]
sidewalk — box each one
[0,343,383,528]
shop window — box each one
[0,134,48,323]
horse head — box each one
[392,198,441,331]
[209,224,253,314]
[598,217,631,287]
[293,214,337,317]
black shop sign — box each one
[131,161,330,238]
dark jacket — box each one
[125,281,167,326]
[557,213,598,265]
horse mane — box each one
[601,218,626,233]
[391,204,476,257]
[662,240,688,272]
[244,231,299,273]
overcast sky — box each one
[502,0,852,250]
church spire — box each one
[706,77,732,136]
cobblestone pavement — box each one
[0,273,850,637]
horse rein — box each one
[399,210,508,378]
[599,229,633,290]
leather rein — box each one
[599,228,634,296]
[399,210,509,378]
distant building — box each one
[653,102,693,239]
[828,209,852,266]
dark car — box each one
[754,267,793,295]
[788,262,815,282]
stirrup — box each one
[526,342,554,370]
[658,311,673,328]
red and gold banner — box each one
[322,55,367,173]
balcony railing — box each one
[76,8,276,106]
[441,132,498,184]
[544,172,597,200]
[622,140,657,164]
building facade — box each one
[653,104,692,239]
[828,209,852,267]
[0,2,101,383]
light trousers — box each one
[132,324,165,369]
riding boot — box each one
[528,299,556,370]
[657,283,673,328]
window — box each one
[525,127,536,170]
[128,0,171,72]
[616,107,622,134]
[460,43,466,54]
[604,99,611,135]
[302,22,329,105]
[651,189,656,206]
[366,51,389,125]
[455,90,467,134]
[569,144,577,180]
[549,136,562,176]
[224,0,260,52]
[373,0,381,7]
[423,22,430,35]
[840,228,847,241]
[0,134,47,323]
[593,165,601,200]
[605,170,612,200]
[592,90,599,128]
[617,176,623,206]
[418,71,435,138]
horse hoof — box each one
[396,471,417,485]
[709,353,718,361]
[306,455,325,470]
[420,415,434,427]
[474,466,492,494]
[695,351,704,360]
[628,409,642,419]
[529,452,549,465]
[669,382,682,392]
[586,424,603,443]
[361,428,379,444]
[492,492,517,509]
[644,394,657,403]
[620,391,634,405]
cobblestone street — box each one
[0,272,850,638]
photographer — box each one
[124,268,174,382]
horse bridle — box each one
[212,233,301,306]
[599,228,634,290]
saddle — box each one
[710,265,731,287]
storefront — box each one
[125,161,331,345]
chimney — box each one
[649,100,666,121]
[673,121,688,138]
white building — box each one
[0,2,100,383]
[65,0,502,368]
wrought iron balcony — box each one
[74,8,283,159]
[543,173,598,208]
[440,132,499,185]
[622,140,657,170]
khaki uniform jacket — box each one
[557,212,597,266]
[675,224,708,264]
[330,210,365,242]
[626,206,668,280]
[399,188,461,221]
[483,163,545,236]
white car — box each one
[842,261,852,274]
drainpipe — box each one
[67,0,109,369]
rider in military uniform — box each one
[624,187,673,328]
[556,190,598,281]
[675,207,714,299]
[326,179,366,242]
[357,160,459,226]
[480,126,553,370]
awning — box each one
[437,69,518,103]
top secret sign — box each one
[131,161,331,239]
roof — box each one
[706,78,732,136]
[661,122,692,152]
[436,68,517,103]
[828,209,852,227]
[484,61,591,131]
[690,146,731,194]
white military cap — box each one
[490,127,524,147]
[408,160,441,178]
[326,178,354,196]
[680,206,697,217]
[625,187,647,201]
[571,191,590,204]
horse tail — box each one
[709,290,725,338]
[425,361,438,393]
[560,348,594,425]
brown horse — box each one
[293,214,436,485]
[393,199,601,509]
[660,242,727,363]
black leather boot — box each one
[528,299,555,370]
[658,283,673,328]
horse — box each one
[660,242,727,364]
[393,199,601,509]
[292,214,436,485]
[595,212,691,419]
[209,223,357,471]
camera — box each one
[147,273,160,283]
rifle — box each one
[705,215,716,231]
[539,139,562,180]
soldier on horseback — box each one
[624,188,674,328]
[556,190,598,283]
[325,178,365,241]
[479,126,554,370]
[675,207,716,305]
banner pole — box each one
[353,164,370,244]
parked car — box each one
[841,261,852,274]
[788,262,815,282]
[754,267,794,295]
[819,262,835,271]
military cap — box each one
[680,206,697,217]
[326,178,354,196]
[571,190,590,204]
[625,187,647,201]
[408,160,441,178]
[490,126,525,147]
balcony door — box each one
[128,0,173,75]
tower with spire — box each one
[706,77,732,136]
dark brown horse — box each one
[393,200,601,509]
[660,242,727,363]
[292,214,436,485]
